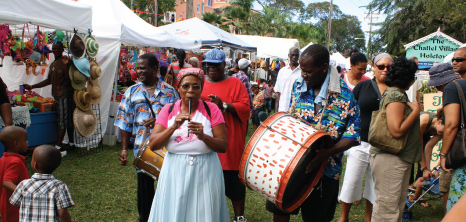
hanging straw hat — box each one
[87,81,101,105]
[72,56,91,77]
[73,89,91,111]
[69,33,85,58]
[89,60,102,80]
[73,108,97,137]
[84,35,99,58]
[69,63,87,90]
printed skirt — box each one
[447,164,466,212]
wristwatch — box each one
[439,153,447,157]
[223,102,228,112]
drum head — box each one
[281,135,332,211]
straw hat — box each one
[84,35,99,58]
[73,108,97,138]
[87,81,101,105]
[72,56,91,77]
[69,63,87,90]
[89,60,102,80]
[69,33,85,58]
[73,89,91,111]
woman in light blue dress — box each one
[148,68,229,222]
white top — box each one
[406,79,422,102]
[274,65,301,112]
[155,100,225,155]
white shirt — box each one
[406,79,422,102]
[274,65,301,112]
[256,68,268,80]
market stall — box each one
[0,0,94,155]
[0,0,202,153]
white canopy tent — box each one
[235,35,299,59]
[301,42,314,52]
[330,52,349,69]
[0,0,201,146]
[0,0,92,32]
[159,17,257,52]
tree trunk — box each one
[154,0,158,26]
[187,0,193,19]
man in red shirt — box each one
[201,48,251,222]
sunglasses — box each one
[452,57,466,63]
[375,64,391,70]
[180,84,202,91]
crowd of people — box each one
[2,44,466,222]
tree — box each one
[331,15,366,55]
[220,0,254,34]
[202,12,229,32]
[301,2,366,54]
[368,0,466,56]
[300,1,343,23]
[122,0,177,25]
[256,0,305,16]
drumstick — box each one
[188,99,191,137]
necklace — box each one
[146,85,156,90]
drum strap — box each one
[168,100,211,118]
[143,93,156,117]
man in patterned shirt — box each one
[266,44,361,222]
[10,145,74,222]
[233,58,254,109]
[115,53,179,222]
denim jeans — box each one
[264,97,272,112]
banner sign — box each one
[406,37,460,63]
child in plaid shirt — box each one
[0,126,30,222]
[10,145,74,222]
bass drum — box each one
[239,112,332,213]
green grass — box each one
[19,121,444,221]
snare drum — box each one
[239,112,332,213]
[133,139,167,180]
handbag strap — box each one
[453,82,466,130]
[371,78,382,100]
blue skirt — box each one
[148,151,230,222]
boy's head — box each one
[0,126,28,153]
[31,145,61,174]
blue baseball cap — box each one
[203,48,225,63]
